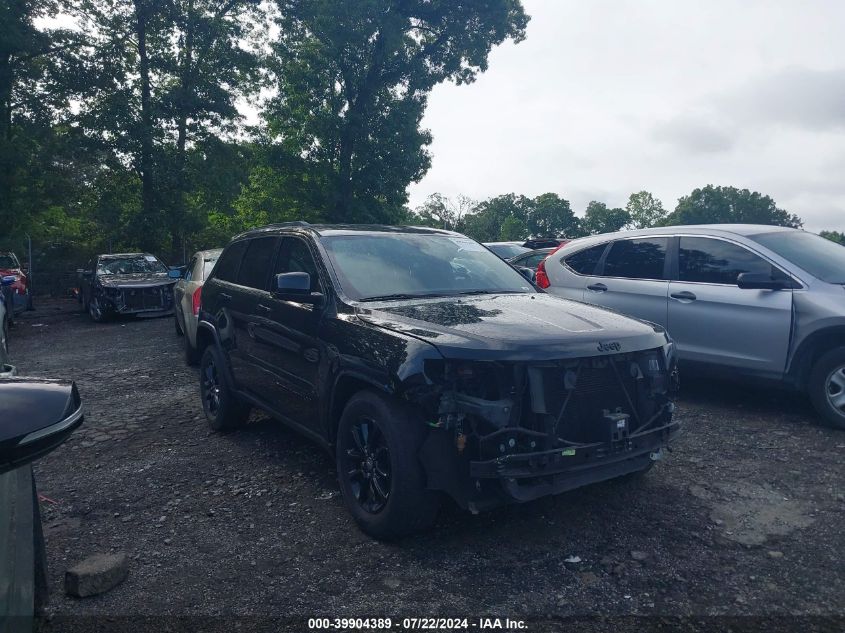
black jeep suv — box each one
[197,223,679,538]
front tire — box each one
[88,296,108,323]
[200,346,250,431]
[808,347,845,430]
[336,391,439,540]
[174,311,184,336]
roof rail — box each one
[263,221,311,228]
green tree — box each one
[664,185,802,228]
[413,193,475,231]
[1,0,86,234]
[75,0,265,251]
[581,201,629,235]
[625,190,666,229]
[265,0,529,223]
[529,193,580,238]
[462,193,530,242]
[820,230,845,245]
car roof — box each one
[483,241,524,246]
[195,248,223,258]
[567,224,799,245]
[233,223,462,240]
[98,252,156,259]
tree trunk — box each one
[172,0,195,253]
[135,0,156,250]
[333,14,397,221]
[0,52,14,225]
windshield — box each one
[750,231,845,284]
[485,243,531,259]
[97,255,168,275]
[321,233,535,301]
[0,254,18,269]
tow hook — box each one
[649,447,664,462]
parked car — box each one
[196,223,679,539]
[542,224,845,429]
[0,376,84,623]
[173,248,223,365]
[483,241,532,259]
[507,248,555,283]
[78,253,181,322]
[0,251,31,319]
[523,238,570,250]
[509,247,555,270]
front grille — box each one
[122,287,165,310]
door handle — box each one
[219,292,232,301]
[257,303,271,313]
[670,291,697,301]
[587,283,607,292]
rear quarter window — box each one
[212,240,248,283]
[564,243,607,275]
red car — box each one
[0,252,31,319]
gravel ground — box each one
[9,299,845,629]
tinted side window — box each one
[274,238,321,292]
[237,237,278,290]
[564,243,607,275]
[212,240,248,283]
[679,237,773,285]
[603,238,669,280]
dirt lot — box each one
[9,299,845,628]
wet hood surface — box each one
[98,273,174,288]
[357,293,669,361]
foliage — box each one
[265,0,529,224]
[581,201,629,235]
[820,230,845,245]
[625,190,666,229]
[413,193,476,231]
[664,185,802,228]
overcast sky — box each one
[406,0,845,232]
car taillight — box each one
[536,259,550,289]
[192,286,202,316]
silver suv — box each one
[542,224,845,429]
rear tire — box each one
[200,346,250,431]
[336,390,439,540]
[808,347,845,430]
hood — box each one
[98,273,174,288]
[357,293,669,361]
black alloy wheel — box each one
[343,417,392,514]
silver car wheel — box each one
[825,365,845,415]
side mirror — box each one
[1,275,15,287]
[274,272,323,305]
[515,266,536,282]
[168,269,182,279]
[737,272,790,290]
[0,379,83,475]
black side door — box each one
[204,239,249,381]
[250,235,326,436]
[230,236,281,397]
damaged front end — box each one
[415,346,680,512]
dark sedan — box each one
[78,253,181,322]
